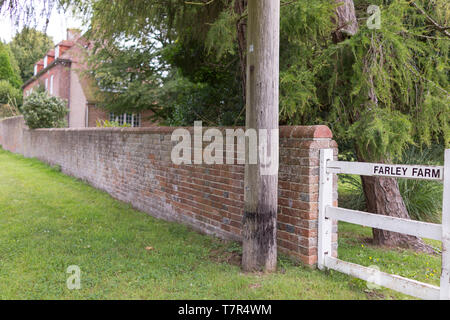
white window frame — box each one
[55,46,60,60]
[34,65,38,76]
[44,56,48,68]
[50,75,54,95]
[45,78,48,91]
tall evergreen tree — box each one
[8,28,54,82]
[0,42,22,88]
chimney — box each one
[67,29,82,41]
[35,60,44,75]
[43,50,55,68]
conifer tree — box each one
[0,43,22,88]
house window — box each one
[34,65,38,76]
[55,46,60,59]
[133,114,141,128]
[44,56,48,68]
[109,113,141,127]
[118,114,125,125]
[45,78,48,91]
[50,75,54,95]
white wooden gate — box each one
[318,149,450,300]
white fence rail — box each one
[318,149,450,300]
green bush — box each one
[21,92,68,129]
[0,103,20,119]
[338,147,444,223]
[0,80,22,106]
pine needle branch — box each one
[409,1,450,38]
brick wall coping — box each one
[0,116,24,122]
[29,125,332,139]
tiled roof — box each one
[58,40,75,47]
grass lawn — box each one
[0,148,441,299]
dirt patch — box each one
[209,248,242,267]
[364,289,386,300]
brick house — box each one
[22,29,155,128]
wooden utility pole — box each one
[242,0,280,272]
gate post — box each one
[318,149,334,270]
[441,149,450,300]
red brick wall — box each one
[23,62,71,101]
[141,110,157,127]
[87,105,108,127]
[0,117,338,266]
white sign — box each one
[373,164,442,180]
[327,161,444,181]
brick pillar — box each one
[278,126,338,266]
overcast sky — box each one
[0,5,85,44]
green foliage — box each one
[158,37,244,126]
[204,0,449,156]
[87,6,245,127]
[96,119,131,128]
[0,80,22,106]
[323,0,449,157]
[88,42,163,117]
[8,27,54,82]
[157,74,244,127]
[349,108,413,162]
[338,174,367,212]
[279,0,336,124]
[21,91,68,129]
[0,99,21,119]
[205,7,239,59]
[0,43,22,88]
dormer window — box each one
[55,46,60,59]
[44,56,48,68]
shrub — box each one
[21,92,68,129]
[0,103,20,119]
[0,80,22,106]
[96,119,131,128]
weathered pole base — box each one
[242,210,277,272]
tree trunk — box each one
[360,175,435,253]
[242,0,280,272]
[334,0,435,254]
[332,0,359,43]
